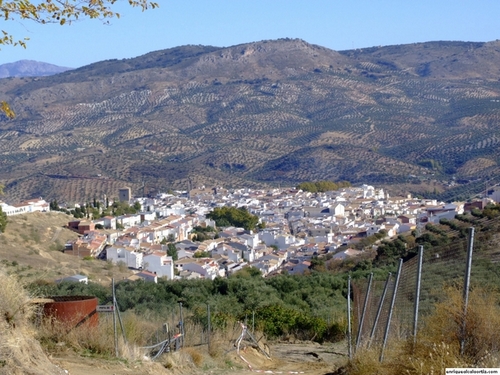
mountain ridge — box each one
[1,38,500,203]
[0,59,72,78]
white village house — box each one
[106,245,143,269]
[143,251,175,280]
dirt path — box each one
[52,341,347,375]
[51,226,62,242]
[225,341,347,375]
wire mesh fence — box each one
[353,275,393,348]
[351,227,479,360]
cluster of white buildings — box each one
[4,183,483,282]
[67,184,472,281]
[0,198,50,216]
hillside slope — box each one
[1,39,500,202]
[0,212,132,283]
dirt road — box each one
[53,341,347,375]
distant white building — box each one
[424,204,460,224]
[56,274,88,284]
[332,248,362,260]
[259,231,300,250]
[116,214,141,228]
[128,270,158,283]
[487,188,500,203]
[0,198,50,216]
[106,245,143,269]
[102,216,117,229]
[329,203,345,217]
[176,258,220,280]
[143,252,174,280]
[366,224,385,237]
[239,232,259,249]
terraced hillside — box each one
[1,39,500,203]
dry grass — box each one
[37,318,116,357]
[0,212,133,284]
[160,350,199,371]
[120,311,161,346]
[37,308,162,362]
[181,347,204,367]
[422,285,500,365]
[0,266,67,375]
[346,286,500,375]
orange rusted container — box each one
[43,296,99,329]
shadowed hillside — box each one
[1,39,500,203]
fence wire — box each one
[352,231,474,353]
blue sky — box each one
[2,0,500,68]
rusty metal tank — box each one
[43,295,99,329]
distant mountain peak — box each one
[0,60,72,78]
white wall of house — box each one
[240,233,259,249]
[367,224,385,237]
[156,205,186,217]
[258,231,275,246]
[227,248,240,263]
[384,223,399,237]
[243,248,255,262]
[0,198,49,216]
[106,246,143,269]
[103,217,117,229]
[275,234,297,250]
[213,245,242,262]
[426,210,457,224]
[116,214,141,228]
[181,263,212,280]
[105,232,120,245]
[143,253,174,280]
[330,203,345,217]
[141,212,157,222]
[155,227,177,243]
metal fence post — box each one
[460,227,474,356]
[368,272,391,348]
[413,245,424,345]
[252,310,255,334]
[207,303,211,350]
[356,272,373,350]
[380,258,403,362]
[114,292,128,348]
[347,275,352,360]
[179,302,185,348]
[112,278,118,357]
